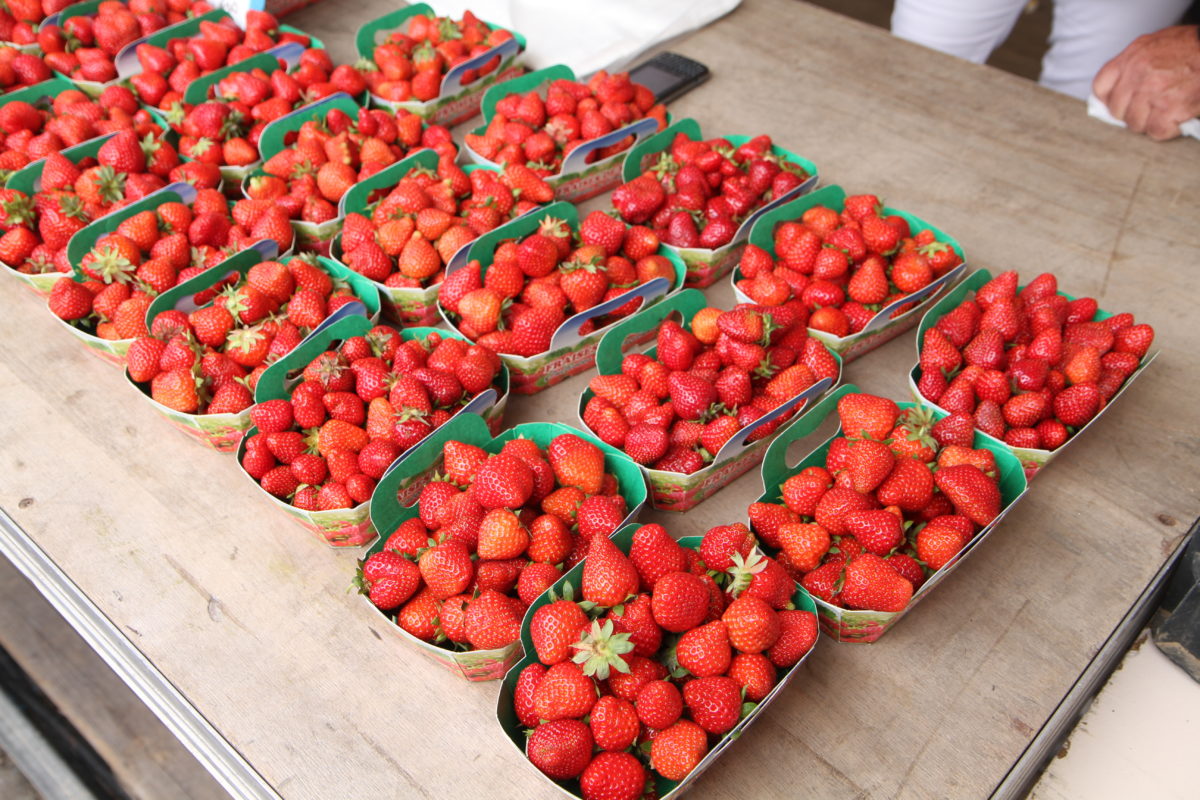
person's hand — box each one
[1093,25,1200,141]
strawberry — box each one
[649,571,708,633]
[580,752,645,800]
[581,534,639,607]
[934,464,1001,526]
[533,662,597,721]
[837,392,900,440]
[588,696,640,753]
[464,589,522,650]
[650,720,708,782]
[840,552,913,612]
[674,619,731,677]
[682,676,742,735]
[916,517,973,570]
[526,719,593,780]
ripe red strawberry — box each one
[682,676,742,735]
[649,571,708,633]
[581,534,639,607]
[650,720,708,782]
[464,589,522,650]
[916,517,973,570]
[588,696,640,753]
[547,433,605,495]
[580,751,645,800]
[533,662,597,722]
[526,719,592,780]
[417,540,474,600]
[469,453,534,509]
[675,619,731,677]
[934,464,1001,526]
[837,392,900,440]
[840,552,913,612]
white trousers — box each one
[892,0,1193,99]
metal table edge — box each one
[0,506,281,800]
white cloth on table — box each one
[417,0,741,76]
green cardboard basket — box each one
[52,182,204,366]
[2,131,108,295]
[496,523,819,798]
[578,288,843,512]
[733,184,969,363]
[239,92,361,254]
[355,3,526,126]
[329,149,528,327]
[438,200,685,395]
[235,316,511,549]
[179,46,370,189]
[908,268,1159,479]
[61,8,323,98]
[128,242,382,451]
[362,413,648,680]
[752,383,1029,643]
[618,117,820,288]
[462,64,665,203]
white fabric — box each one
[892,0,1193,100]
[1087,92,1200,138]
[419,0,741,76]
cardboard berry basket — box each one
[329,148,531,327]
[55,7,323,99]
[496,523,819,798]
[619,116,820,289]
[2,132,115,296]
[462,64,666,203]
[362,413,647,680]
[579,288,842,513]
[177,46,342,189]
[234,314,510,548]
[908,268,1159,479]
[52,182,204,365]
[238,92,361,254]
[0,76,172,151]
[125,242,382,451]
[355,3,526,126]
[731,184,969,364]
[438,200,686,395]
[751,383,1029,643]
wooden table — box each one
[2,1,1197,797]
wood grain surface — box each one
[1,0,1197,797]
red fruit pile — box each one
[45,187,293,339]
[165,49,371,170]
[748,392,1005,614]
[126,10,312,107]
[127,256,366,413]
[356,433,628,653]
[512,523,816,796]
[915,270,1154,452]
[439,210,678,358]
[244,330,505,510]
[366,9,515,103]
[0,0,58,45]
[37,0,212,83]
[245,106,455,225]
[340,161,551,290]
[583,304,839,474]
[611,131,810,249]
[735,193,963,338]
[0,47,53,93]
[1,130,189,278]
[465,71,668,174]
[0,85,163,169]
